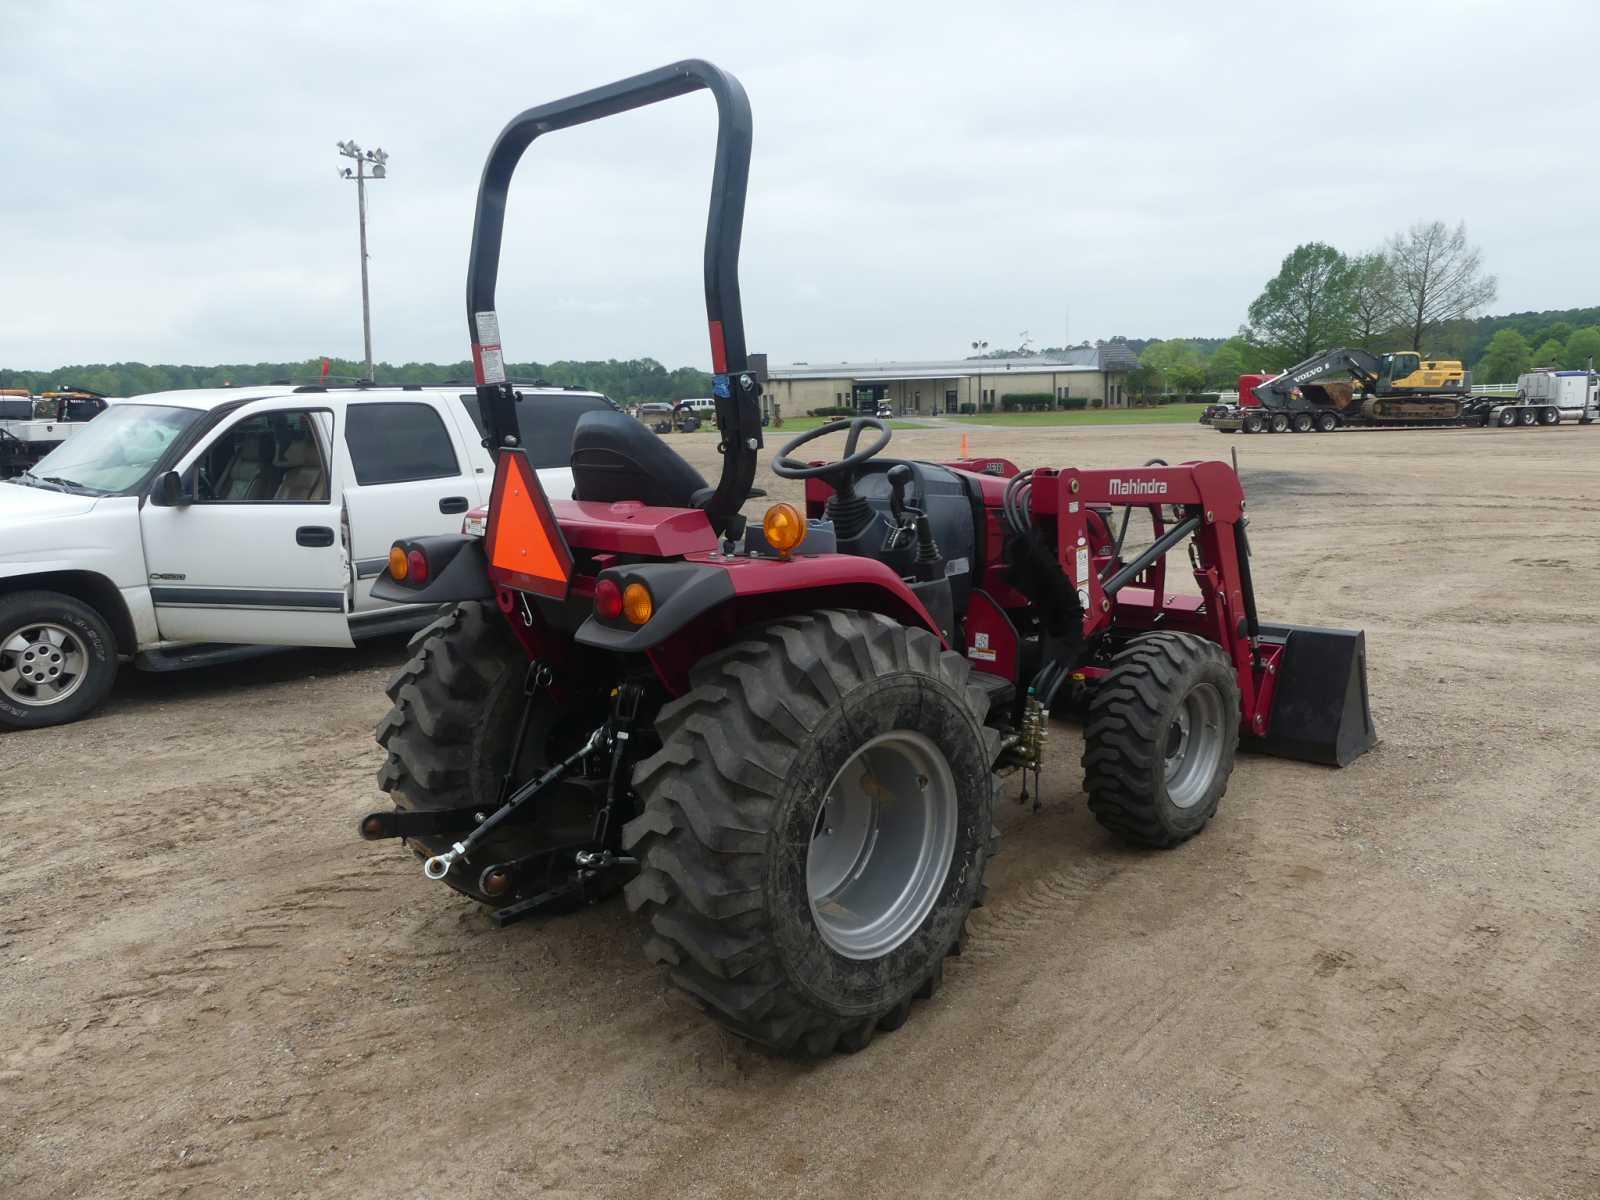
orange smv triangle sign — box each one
[484,449,573,600]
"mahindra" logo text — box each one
[1108,478,1168,497]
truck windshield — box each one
[23,404,201,494]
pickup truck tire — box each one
[374,601,608,907]
[0,590,118,731]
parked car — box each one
[0,383,614,729]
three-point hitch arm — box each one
[463,60,763,531]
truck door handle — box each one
[296,525,335,547]
[438,496,469,514]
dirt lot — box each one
[4,421,1598,1199]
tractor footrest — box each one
[967,669,1015,712]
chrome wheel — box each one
[0,622,88,707]
[806,730,958,960]
[1164,683,1227,810]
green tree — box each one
[1474,329,1530,385]
[1386,220,1497,350]
[1139,339,1207,394]
[1529,339,1564,368]
[1205,341,1248,390]
[1563,326,1600,370]
[1246,242,1356,360]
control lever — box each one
[882,464,917,553]
[886,463,913,522]
[881,464,942,578]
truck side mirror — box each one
[149,470,187,508]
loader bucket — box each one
[1244,623,1377,767]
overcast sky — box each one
[4,0,1598,371]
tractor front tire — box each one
[1082,632,1240,848]
[624,611,998,1058]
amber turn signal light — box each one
[388,544,409,580]
[622,581,654,625]
[762,502,806,559]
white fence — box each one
[1471,383,1518,396]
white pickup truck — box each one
[0,382,613,730]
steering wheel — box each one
[770,416,892,481]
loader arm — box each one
[1255,347,1384,408]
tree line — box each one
[1124,221,1597,392]
[0,356,713,405]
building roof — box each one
[770,350,1126,383]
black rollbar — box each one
[463,59,761,531]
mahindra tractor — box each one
[361,61,1376,1058]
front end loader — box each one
[360,60,1376,1058]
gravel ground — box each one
[3,420,1598,1199]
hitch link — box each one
[422,723,607,881]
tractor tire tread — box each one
[623,609,993,1058]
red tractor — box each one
[362,61,1376,1058]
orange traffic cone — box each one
[959,432,970,458]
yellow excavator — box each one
[1212,347,1479,432]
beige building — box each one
[764,348,1137,418]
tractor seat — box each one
[570,410,711,510]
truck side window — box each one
[345,402,459,485]
[198,411,329,504]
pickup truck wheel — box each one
[0,591,118,730]
[374,602,609,907]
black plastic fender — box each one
[575,561,735,652]
[370,535,494,605]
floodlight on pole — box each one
[336,139,389,381]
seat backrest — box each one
[570,410,710,509]
[273,439,325,502]
[219,434,271,501]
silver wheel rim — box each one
[1164,683,1226,810]
[0,622,88,707]
[806,730,958,960]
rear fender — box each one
[371,535,493,605]
[574,554,946,693]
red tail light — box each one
[594,577,622,620]
[406,548,429,585]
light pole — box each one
[337,140,388,382]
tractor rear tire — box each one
[623,610,998,1058]
[1082,632,1240,848]
[374,602,605,906]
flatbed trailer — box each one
[1206,368,1599,434]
